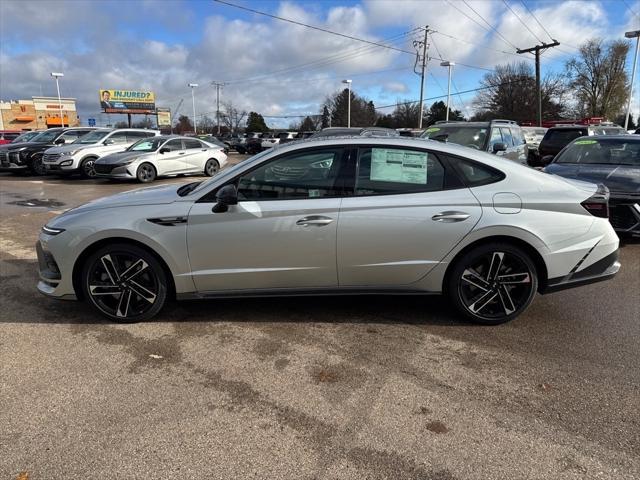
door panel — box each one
[186,199,340,291]
[183,139,207,172]
[157,139,185,174]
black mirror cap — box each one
[211,184,238,213]
[541,155,555,166]
[492,142,507,153]
[55,138,65,145]
[159,147,170,154]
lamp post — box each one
[50,72,65,127]
[439,61,455,122]
[624,30,640,131]
[188,83,198,134]
[342,79,352,127]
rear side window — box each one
[184,139,202,149]
[543,129,585,146]
[355,147,445,195]
[127,131,155,141]
[447,156,505,187]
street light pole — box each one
[50,72,65,127]
[188,83,198,134]
[440,61,455,122]
[624,30,640,131]
[342,79,352,127]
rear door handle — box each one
[296,215,334,227]
[432,211,470,222]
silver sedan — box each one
[36,136,620,324]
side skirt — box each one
[177,287,441,301]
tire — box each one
[29,154,47,176]
[447,243,538,325]
[204,158,220,176]
[136,162,156,183]
[236,147,246,154]
[80,157,98,178]
[81,243,168,322]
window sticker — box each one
[425,127,440,133]
[574,139,598,145]
[370,148,428,184]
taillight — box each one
[581,184,609,218]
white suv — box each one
[43,128,160,178]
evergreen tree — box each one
[246,112,269,132]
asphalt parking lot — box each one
[1,154,639,480]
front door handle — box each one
[296,215,334,227]
[432,211,470,222]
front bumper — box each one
[0,151,28,171]
[609,195,640,236]
[43,154,79,172]
[36,238,77,300]
[94,163,136,179]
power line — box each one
[431,31,532,60]
[519,0,554,42]
[461,0,520,51]
[622,0,640,20]
[213,0,415,55]
[502,0,543,44]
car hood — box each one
[45,143,95,155]
[96,150,151,164]
[59,183,181,217]
[545,163,640,195]
[0,141,50,152]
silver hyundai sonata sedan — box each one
[36,136,620,324]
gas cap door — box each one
[493,192,522,214]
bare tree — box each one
[565,38,630,119]
[220,101,247,134]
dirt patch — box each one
[426,420,450,434]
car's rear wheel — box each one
[81,243,167,322]
[204,158,220,176]
[136,162,156,183]
[447,243,538,325]
[29,154,47,176]
[80,157,98,178]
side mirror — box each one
[541,155,555,165]
[212,184,238,213]
[103,138,115,145]
[55,138,65,145]
[492,142,507,153]
[159,147,170,154]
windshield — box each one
[30,130,60,143]
[12,131,39,143]
[127,137,166,152]
[422,125,487,149]
[556,138,640,165]
[72,130,111,144]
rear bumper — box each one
[541,250,620,294]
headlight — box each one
[42,225,65,236]
[311,159,333,169]
[120,157,139,165]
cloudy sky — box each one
[1,0,638,128]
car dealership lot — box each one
[1,160,639,479]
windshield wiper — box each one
[177,181,202,197]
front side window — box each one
[499,127,514,146]
[61,130,85,142]
[489,128,503,150]
[164,139,183,151]
[355,147,445,195]
[108,132,129,144]
[73,130,110,144]
[237,148,347,201]
[128,137,166,152]
[184,139,203,149]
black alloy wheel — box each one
[81,157,98,178]
[136,162,156,183]
[81,244,167,322]
[30,154,47,176]
[448,243,537,325]
[204,158,220,176]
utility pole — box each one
[212,82,225,135]
[624,30,640,130]
[517,40,560,127]
[414,26,429,129]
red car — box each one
[0,130,22,145]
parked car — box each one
[520,126,547,166]
[245,133,265,155]
[94,135,227,183]
[37,136,619,324]
[311,127,400,138]
[280,131,315,145]
[235,132,261,154]
[43,128,160,178]
[260,132,280,150]
[397,128,425,137]
[0,130,22,145]
[422,120,528,165]
[0,127,96,175]
[195,135,229,154]
[9,131,42,144]
[544,135,640,236]
[536,124,628,167]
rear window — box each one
[542,129,585,147]
[555,138,640,165]
[422,125,488,149]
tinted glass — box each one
[237,148,346,201]
[12,131,40,143]
[128,137,166,152]
[127,131,155,141]
[555,138,640,165]
[355,147,445,195]
[60,131,85,142]
[3,133,20,141]
[454,158,505,186]
[108,131,129,144]
[184,139,203,149]
[489,128,503,149]
[422,125,488,149]
[73,130,110,144]
[165,139,183,151]
[499,127,514,146]
[543,129,585,147]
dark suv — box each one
[536,124,627,167]
[0,127,96,175]
[422,120,528,165]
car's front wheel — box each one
[447,243,538,325]
[136,162,156,183]
[80,157,98,178]
[204,158,220,176]
[81,243,168,322]
[29,154,47,176]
